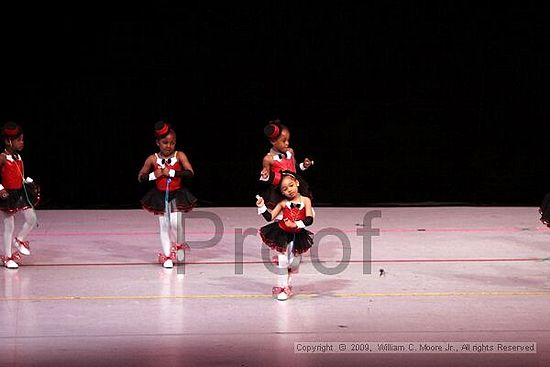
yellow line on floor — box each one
[336,290,550,297]
[1,290,550,302]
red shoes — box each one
[1,252,21,269]
[14,238,30,256]
[158,243,190,268]
[272,286,293,301]
[174,243,190,262]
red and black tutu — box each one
[141,187,197,215]
[259,222,313,255]
[0,182,40,213]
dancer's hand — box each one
[302,158,314,169]
[260,168,269,180]
[0,189,8,200]
[256,195,264,207]
[161,167,170,177]
[154,167,163,178]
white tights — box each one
[276,240,300,288]
[158,212,179,256]
[2,209,37,257]
[276,252,290,288]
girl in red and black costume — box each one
[138,121,197,268]
[0,122,40,269]
[256,171,314,301]
[259,120,314,209]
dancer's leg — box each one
[17,208,37,240]
[158,216,173,268]
[13,208,36,255]
[277,253,289,288]
[2,213,18,268]
[273,252,292,300]
[170,212,187,262]
[169,212,178,243]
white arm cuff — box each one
[25,177,34,183]
[148,172,156,181]
[0,184,4,191]
[295,220,306,228]
[259,175,269,182]
[299,163,307,171]
[257,205,267,215]
[169,169,176,178]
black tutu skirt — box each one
[261,173,313,210]
[0,183,40,214]
[540,192,550,227]
[259,222,313,255]
[141,187,197,215]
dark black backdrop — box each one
[1,3,548,208]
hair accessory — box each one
[154,121,170,138]
[1,122,22,138]
[280,170,297,179]
[268,124,280,139]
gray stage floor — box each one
[1,207,549,367]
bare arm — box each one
[260,154,273,181]
[269,201,284,220]
[177,151,194,174]
[289,148,314,170]
[160,151,195,179]
[137,155,157,182]
[256,196,284,221]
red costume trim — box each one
[3,127,21,138]
[155,123,170,138]
[268,124,280,140]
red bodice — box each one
[154,154,182,192]
[1,155,24,190]
[278,203,306,233]
[270,151,296,186]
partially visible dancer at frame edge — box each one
[0,122,40,269]
[540,193,550,227]
[138,121,197,269]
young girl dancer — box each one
[256,171,314,301]
[0,122,40,269]
[138,121,197,268]
[259,119,314,209]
